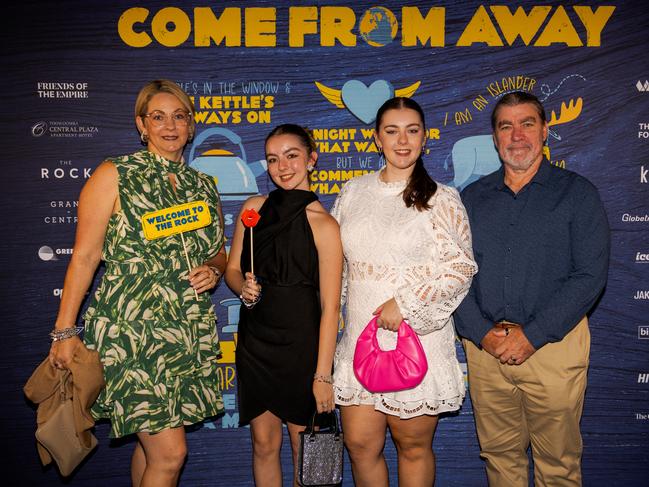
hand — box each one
[189,265,220,293]
[494,327,536,365]
[313,380,334,414]
[480,327,508,358]
[240,272,262,303]
[373,298,403,331]
[49,335,82,370]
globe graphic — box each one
[359,7,398,47]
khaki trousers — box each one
[464,317,590,487]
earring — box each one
[377,146,383,156]
[306,164,314,172]
[140,132,148,144]
[188,131,194,143]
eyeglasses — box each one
[143,110,192,127]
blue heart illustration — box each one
[341,80,394,124]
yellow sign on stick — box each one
[141,201,211,240]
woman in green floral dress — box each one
[49,80,226,486]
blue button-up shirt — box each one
[454,162,610,350]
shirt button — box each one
[507,247,511,252]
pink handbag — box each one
[353,316,428,393]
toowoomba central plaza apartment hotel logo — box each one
[31,120,98,138]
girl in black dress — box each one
[225,124,342,486]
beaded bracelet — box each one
[49,326,83,342]
[313,373,333,384]
[208,266,222,279]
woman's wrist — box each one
[239,293,259,309]
[50,326,83,342]
[208,265,222,279]
[239,273,261,309]
[54,322,76,331]
[313,373,333,384]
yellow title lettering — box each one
[118,7,152,48]
[573,6,616,47]
[245,8,276,47]
[289,6,318,47]
[535,6,582,47]
[490,6,551,45]
[456,5,503,47]
[321,7,356,47]
[194,8,241,47]
[150,7,191,48]
[402,7,445,47]
[116,5,615,49]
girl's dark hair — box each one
[375,97,437,211]
[265,123,316,154]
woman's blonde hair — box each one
[134,79,195,135]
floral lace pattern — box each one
[330,172,477,418]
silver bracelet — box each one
[239,294,259,309]
[208,266,222,278]
[50,326,83,342]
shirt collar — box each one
[495,160,551,192]
[532,160,551,186]
[494,166,507,191]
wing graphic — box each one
[394,81,421,98]
[314,81,345,108]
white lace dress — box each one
[331,171,477,418]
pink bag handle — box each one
[367,315,413,349]
[353,316,428,393]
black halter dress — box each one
[236,189,320,426]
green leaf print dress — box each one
[83,150,224,438]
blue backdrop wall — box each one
[3,1,648,485]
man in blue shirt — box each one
[455,91,610,486]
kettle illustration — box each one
[188,127,267,201]
[216,297,241,364]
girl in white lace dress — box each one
[331,97,477,486]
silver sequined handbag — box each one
[297,411,344,486]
